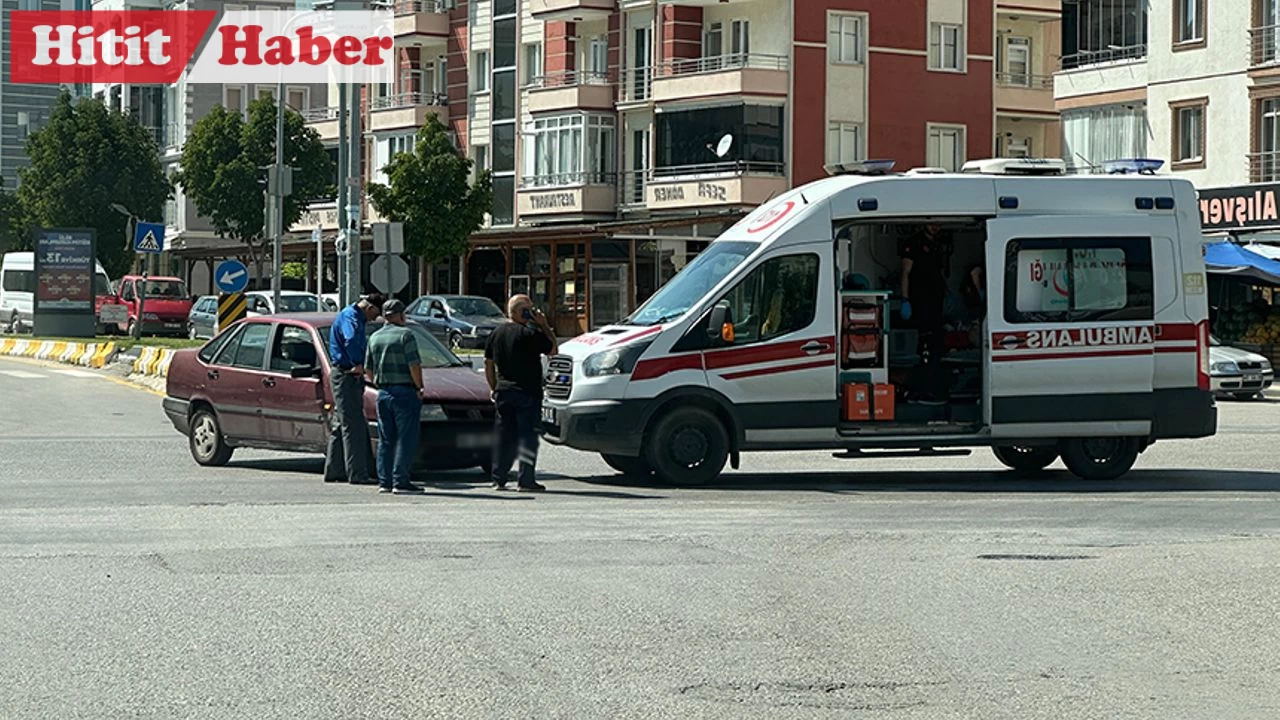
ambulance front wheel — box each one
[1059,437,1142,481]
[644,407,729,487]
[992,445,1058,473]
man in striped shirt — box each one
[365,299,427,495]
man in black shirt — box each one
[484,294,558,492]
[900,224,953,401]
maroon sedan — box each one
[163,314,495,473]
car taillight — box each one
[1196,319,1210,391]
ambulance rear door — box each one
[984,215,1167,439]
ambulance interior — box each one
[834,219,988,433]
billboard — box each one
[32,227,97,337]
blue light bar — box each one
[1102,158,1165,175]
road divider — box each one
[1,338,119,368]
[132,346,175,378]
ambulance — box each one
[540,158,1216,485]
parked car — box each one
[320,293,339,311]
[406,294,506,350]
[1,251,113,334]
[187,296,219,339]
[101,274,193,337]
[162,314,495,474]
[1210,335,1274,400]
[245,290,327,315]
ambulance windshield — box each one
[624,241,757,326]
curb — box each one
[0,338,118,368]
[131,346,176,378]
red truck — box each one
[98,274,193,337]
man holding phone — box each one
[484,294,558,492]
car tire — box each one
[188,323,198,340]
[189,406,233,466]
[601,453,654,478]
[5,312,18,334]
[447,331,462,351]
[1059,437,1141,481]
[992,445,1058,473]
[1232,392,1259,401]
[127,318,138,338]
[644,407,729,487]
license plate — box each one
[541,405,557,425]
[164,322,181,328]
[456,433,491,449]
[1244,374,1262,383]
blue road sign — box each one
[133,222,165,254]
[214,259,250,294]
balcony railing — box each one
[370,91,448,110]
[996,72,1054,89]
[657,53,789,78]
[620,169,647,207]
[393,0,448,14]
[302,106,340,122]
[651,160,786,179]
[519,171,617,189]
[1251,25,1280,68]
[622,66,652,102]
[1249,151,1280,183]
[1060,44,1147,70]
[531,69,614,89]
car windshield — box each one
[318,321,465,369]
[446,297,504,318]
[624,241,758,326]
[144,280,188,299]
[277,295,322,312]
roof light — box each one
[961,158,1067,176]
[1102,158,1165,175]
[825,159,896,176]
[907,167,948,175]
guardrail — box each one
[1060,44,1147,70]
[370,91,448,110]
[393,0,448,14]
[622,66,653,102]
[1251,25,1280,67]
[996,72,1054,89]
[301,106,340,122]
[651,160,786,178]
[519,171,617,189]
[531,69,614,89]
[657,53,789,77]
[1249,152,1280,183]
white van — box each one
[540,159,1216,485]
[0,252,113,334]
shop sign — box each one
[529,191,578,211]
[1200,184,1280,232]
[649,180,735,208]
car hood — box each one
[1210,345,1268,365]
[361,366,491,407]
[555,324,667,361]
[454,314,503,329]
[142,298,193,318]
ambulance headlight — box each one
[1211,360,1238,375]
[583,341,652,377]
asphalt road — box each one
[2,355,1279,719]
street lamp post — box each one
[110,203,146,340]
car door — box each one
[259,322,329,450]
[697,243,837,445]
[206,321,275,440]
[985,216,1161,439]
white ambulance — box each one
[541,159,1216,485]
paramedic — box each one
[899,224,952,400]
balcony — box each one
[645,162,786,211]
[1251,26,1280,69]
[528,0,615,22]
[1249,152,1280,184]
[393,0,448,42]
[995,72,1056,115]
[651,53,789,104]
[517,172,618,219]
[303,106,341,141]
[368,92,448,132]
[527,70,616,114]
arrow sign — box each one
[133,222,165,254]
[214,259,250,294]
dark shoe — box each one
[517,482,546,493]
[378,486,392,494]
[323,476,345,483]
[392,484,425,495]
[349,478,378,485]
[490,482,510,491]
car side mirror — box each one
[290,365,322,379]
[706,304,734,346]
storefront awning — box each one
[1204,241,1280,285]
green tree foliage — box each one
[177,97,331,281]
[368,115,492,264]
[281,261,308,279]
[0,187,25,254]
[16,91,170,278]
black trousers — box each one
[490,388,540,487]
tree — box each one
[16,90,170,278]
[0,188,25,254]
[368,114,492,264]
[177,97,331,283]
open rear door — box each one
[984,216,1162,439]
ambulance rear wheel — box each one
[645,407,729,487]
[601,453,653,478]
[1060,437,1141,481]
[992,445,1058,473]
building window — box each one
[286,87,309,112]
[16,111,31,139]
[927,124,966,171]
[999,36,1031,86]
[524,42,543,85]
[654,104,784,174]
[1005,238,1153,324]
[524,114,616,186]
[1254,97,1280,182]
[256,85,277,102]
[473,51,489,92]
[716,254,820,345]
[827,123,863,166]
[1063,0,1148,68]
[373,134,416,186]
[1171,99,1207,167]
[587,36,609,82]
[223,85,246,116]
[828,13,865,64]
[1061,104,1148,172]
[930,23,964,71]
[1175,0,1205,46]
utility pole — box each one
[273,81,286,313]
[346,80,362,304]
[336,78,349,306]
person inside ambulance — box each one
[899,224,953,403]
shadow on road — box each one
[581,468,1280,494]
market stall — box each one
[1204,241,1280,357]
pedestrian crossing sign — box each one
[133,222,165,254]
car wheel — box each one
[992,445,1058,473]
[644,407,729,487]
[601,453,654,478]
[5,312,18,334]
[189,407,233,466]
[127,318,138,338]
[447,331,462,351]
[1232,392,1260,401]
[188,323,198,340]
[1059,437,1141,481]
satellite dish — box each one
[714,134,734,158]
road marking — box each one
[0,370,47,379]
[53,369,101,378]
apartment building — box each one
[293,0,997,335]
[994,0,1061,160]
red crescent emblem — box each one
[746,200,796,234]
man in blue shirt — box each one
[323,293,386,484]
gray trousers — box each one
[324,368,371,482]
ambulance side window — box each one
[719,253,821,344]
[1004,237,1153,324]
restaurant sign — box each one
[1199,183,1280,232]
